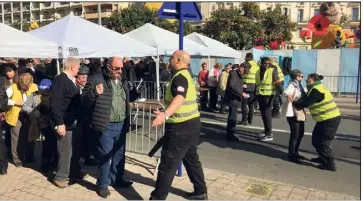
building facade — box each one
[0,2,130,26]
[0,2,360,49]
[198,2,361,49]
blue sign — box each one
[157,2,202,21]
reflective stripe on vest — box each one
[272,62,284,82]
[256,68,275,96]
[308,84,341,122]
[165,69,200,123]
[242,73,256,83]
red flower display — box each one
[308,14,330,36]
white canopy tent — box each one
[125,23,210,56]
[29,14,157,58]
[0,23,59,58]
[186,32,241,59]
[125,23,213,100]
[186,32,242,70]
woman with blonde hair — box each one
[5,73,38,167]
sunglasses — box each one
[109,65,122,71]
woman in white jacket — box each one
[283,69,306,163]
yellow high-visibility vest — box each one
[242,60,259,84]
[256,67,275,96]
[308,83,341,122]
[272,62,284,82]
[165,69,199,123]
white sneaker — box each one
[258,133,265,137]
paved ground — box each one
[126,104,361,197]
[0,152,359,200]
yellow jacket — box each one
[5,83,38,126]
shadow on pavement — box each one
[199,122,360,166]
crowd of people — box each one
[0,50,342,200]
[197,53,341,171]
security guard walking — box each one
[271,59,285,118]
[151,50,207,200]
[256,57,284,141]
[240,53,259,125]
[293,73,341,171]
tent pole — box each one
[208,55,211,70]
[56,59,60,75]
[156,48,160,101]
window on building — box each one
[267,7,272,11]
[297,27,302,38]
[352,7,359,22]
[314,9,320,16]
[297,9,303,22]
[283,8,288,16]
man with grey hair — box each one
[50,57,87,188]
[82,56,136,198]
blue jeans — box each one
[94,122,126,188]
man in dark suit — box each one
[50,57,86,188]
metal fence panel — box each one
[127,101,165,157]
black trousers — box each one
[241,92,255,122]
[151,121,207,200]
[272,93,282,115]
[209,87,218,110]
[312,116,341,166]
[219,96,228,113]
[54,128,82,181]
[257,95,274,136]
[42,126,58,161]
[199,91,208,110]
[226,106,238,139]
[287,117,305,155]
[0,123,8,172]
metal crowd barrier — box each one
[126,100,165,175]
[132,81,168,100]
[323,76,360,98]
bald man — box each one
[151,50,207,200]
[81,57,134,198]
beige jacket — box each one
[217,71,229,96]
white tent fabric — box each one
[185,32,241,59]
[0,23,59,58]
[125,23,210,56]
[29,14,157,58]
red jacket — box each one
[198,70,209,87]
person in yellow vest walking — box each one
[151,50,207,200]
[256,57,284,141]
[293,74,341,171]
[270,59,285,118]
[240,53,259,125]
[5,73,38,167]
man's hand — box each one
[57,124,66,136]
[96,83,104,95]
[243,84,247,89]
[242,92,247,98]
[15,101,23,106]
[152,110,166,127]
[287,95,294,102]
[0,112,5,121]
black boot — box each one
[0,162,8,175]
[288,154,301,164]
[186,191,208,200]
[318,161,337,172]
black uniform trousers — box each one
[241,92,255,123]
[312,116,341,166]
[226,106,240,139]
[0,123,8,173]
[272,93,282,115]
[287,117,305,155]
[257,95,274,136]
[151,118,207,200]
[209,87,218,110]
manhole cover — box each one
[244,182,275,197]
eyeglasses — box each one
[109,65,122,71]
[263,62,270,65]
[299,75,304,78]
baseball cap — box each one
[38,79,52,91]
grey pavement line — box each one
[200,120,361,142]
